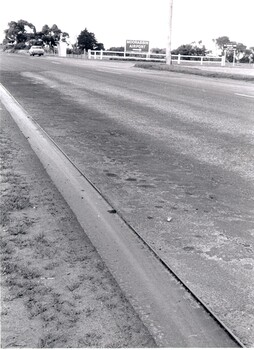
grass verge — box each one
[134,62,254,82]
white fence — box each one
[87,50,223,66]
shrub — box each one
[14,42,28,50]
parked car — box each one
[29,46,44,56]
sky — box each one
[0,0,253,51]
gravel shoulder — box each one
[0,102,156,348]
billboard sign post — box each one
[125,40,149,53]
[223,43,237,66]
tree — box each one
[236,48,252,63]
[236,42,247,52]
[214,36,230,51]
[108,46,125,52]
[3,20,69,50]
[226,42,247,62]
[39,24,69,46]
[50,24,62,42]
[95,42,105,50]
[4,20,36,44]
[171,43,207,57]
[214,36,251,62]
[41,24,50,35]
[77,28,104,52]
[151,48,166,54]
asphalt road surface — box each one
[1,53,254,346]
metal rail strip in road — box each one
[0,83,245,348]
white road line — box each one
[235,93,254,99]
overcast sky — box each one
[0,0,253,50]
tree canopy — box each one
[108,46,125,52]
[4,20,36,44]
[171,43,207,56]
[151,48,166,54]
[77,28,104,51]
[3,20,69,49]
[150,36,253,63]
[214,35,252,62]
[214,36,231,50]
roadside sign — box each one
[223,44,237,49]
[125,40,149,53]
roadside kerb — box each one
[0,84,242,348]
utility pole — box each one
[166,0,174,65]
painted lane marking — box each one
[235,93,254,99]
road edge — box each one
[0,83,244,347]
[134,62,254,82]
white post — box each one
[88,49,91,59]
[233,49,236,67]
[100,50,103,60]
[221,50,226,66]
[57,42,67,57]
[200,56,203,65]
[166,0,174,65]
[177,53,180,64]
